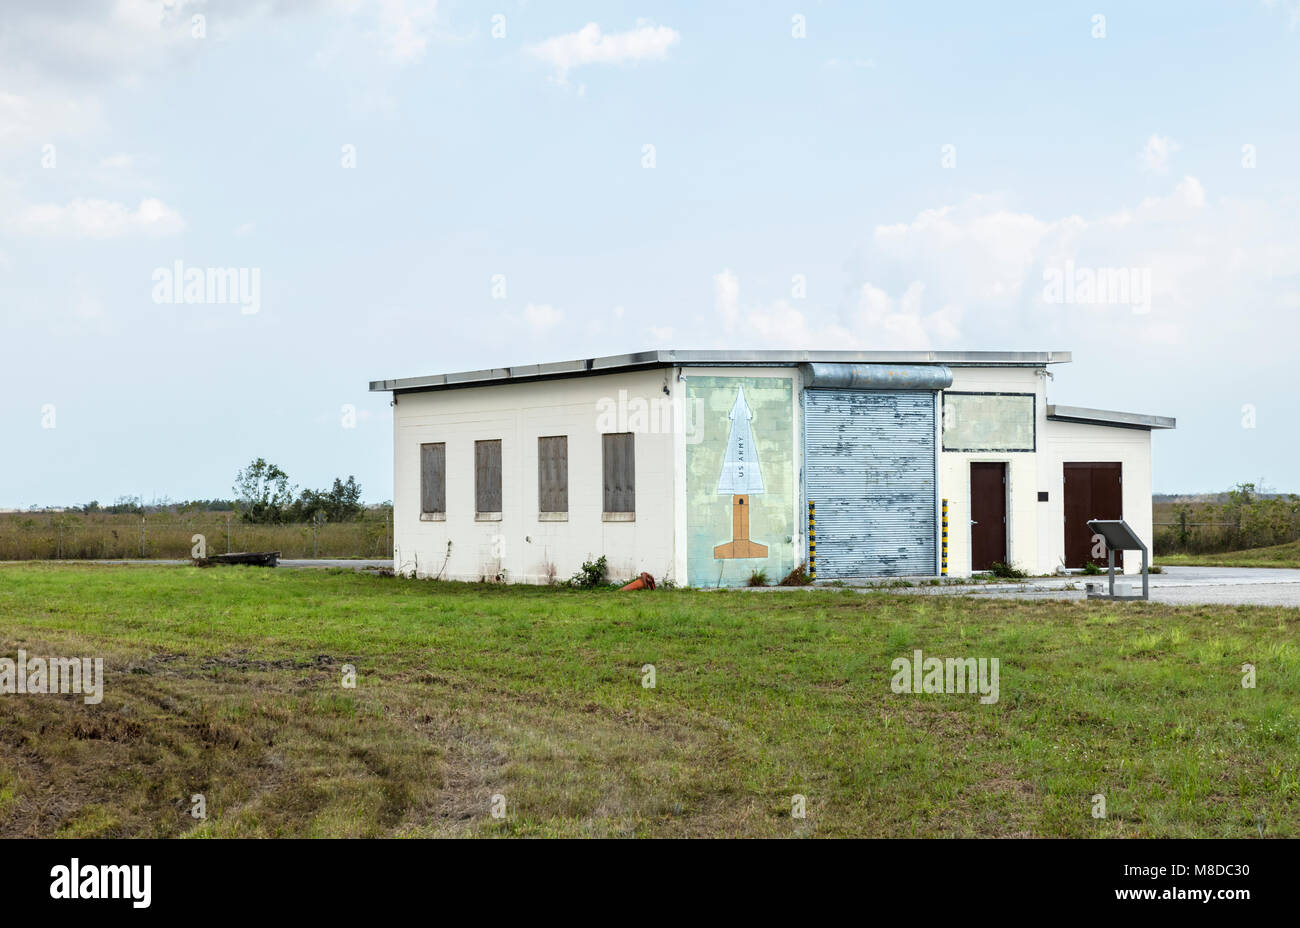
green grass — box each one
[1159,539,1300,569]
[0,563,1296,838]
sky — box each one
[2,0,1298,507]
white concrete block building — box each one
[370,350,1174,587]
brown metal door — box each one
[1063,462,1122,568]
[970,462,1007,571]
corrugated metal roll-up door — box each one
[804,390,937,577]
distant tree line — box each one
[232,458,365,524]
[79,497,237,515]
[69,459,374,525]
[1157,482,1300,554]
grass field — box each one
[0,564,1296,838]
[1158,540,1300,570]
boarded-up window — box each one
[538,436,568,512]
[942,393,1036,452]
[602,432,635,514]
[420,443,445,514]
[475,440,502,513]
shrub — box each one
[747,568,769,587]
[569,556,608,589]
[990,561,1027,579]
[1082,561,1102,575]
[1155,483,1300,555]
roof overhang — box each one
[370,349,1072,395]
[1047,404,1175,430]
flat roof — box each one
[1047,404,1175,430]
[370,348,1073,394]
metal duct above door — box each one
[800,363,953,391]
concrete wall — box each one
[392,369,677,584]
[1038,419,1153,575]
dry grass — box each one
[0,511,391,560]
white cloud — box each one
[324,0,444,65]
[1262,0,1300,30]
[0,90,105,145]
[522,302,563,332]
[101,153,134,169]
[15,197,184,238]
[0,1,437,146]
[370,0,440,62]
[529,21,680,83]
[853,282,964,347]
[823,57,876,70]
[0,2,242,146]
[1140,134,1180,173]
[1105,176,1206,228]
[713,269,740,331]
[706,177,1300,362]
[2,1,200,89]
[872,198,1061,303]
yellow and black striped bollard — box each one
[941,498,948,576]
[807,501,816,580]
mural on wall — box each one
[714,387,768,559]
[686,377,794,587]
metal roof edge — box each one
[369,349,1072,393]
[1046,404,1176,430]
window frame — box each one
[941,391,1037,453]
[537,435,569,519]
[475,439,503,521]
[601,432,636,520]
[419,442,446,521]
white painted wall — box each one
[938,366,1048,576]
[1038,419,1153,575]
[391,369,677,584]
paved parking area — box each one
[859,566,1300,607]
